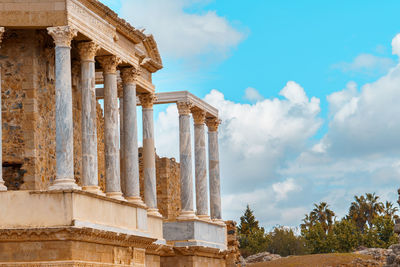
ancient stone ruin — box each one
[0,0,227,266]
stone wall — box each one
[0,29,57,190]
[226,221,241,267]
[97,101,106,192]
[139,148,181,220]
[72,60,82,187]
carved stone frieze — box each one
[97,55,121,74]
[206,118,221,132]
[177,101,193,116]
[78,41,100,61]
[120,67,141,84]
[47,26,78,48]
[173,246,227,259]
[0,227,157,249]
[138,93,156,109]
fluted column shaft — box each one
[0,27,6,191]
[121,68,144,206]
[139,94,161,216]
[177,102,197,220]
[78,42,102,195]
[98,56,124,200]
[47,26,80,190]
[207,118,222,221]
[193,110,209,219]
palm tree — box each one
[365,193,384,227]
[348,195,368,232]
[383,201,398,219]
[348,193,384,232]
[310,202,335,233]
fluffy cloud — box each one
[272,178,302,201]
[118,0,245,58]
[332,53,395,76]
[244,87,264,102]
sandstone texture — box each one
[245,252,281,264]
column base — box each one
[0,182,7,191]
[126,196,147,208]
[82,185,105,196]
[48,179,81,191]
[177,210,198,221]
[197,214,211,221]
[212,218,226,226]
[147,208,163,218]
[106,192,125,201]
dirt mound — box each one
[247,253,377,267]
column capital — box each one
[97,55,121,74]
[206,117,221,132]
[120,67,141,84]
[47,26,77,48]
[177,101,193,116]
[0,27,5,47]
[77,41,99,61]
[192,109,206,125]
[139,93,156,108]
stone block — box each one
[163,220,227,250]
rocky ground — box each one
[242,248,391,267]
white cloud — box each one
[332,53,395,75]
[244,87,264,102]
[272,178,301,201]
[392,34,400,57]
[118,0,245,58]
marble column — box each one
[0,27,6,191]
[47,26,80,190]
[77,41,102,195]
[206,118,223,222]
[177,102,197,220]
[119,97,125,195]
[121,67,144,206]
[139,94,161,216]
[192,109,209,220]
[98,55,124,200]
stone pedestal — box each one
[163,220,227,250]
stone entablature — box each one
[0,0,161,92]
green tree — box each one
[266,226,307,256]
[238,205,264,235]
[332,219,362,252]
[238,205,268,257]
[301,222,336,254]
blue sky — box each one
[101,0,400,229]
